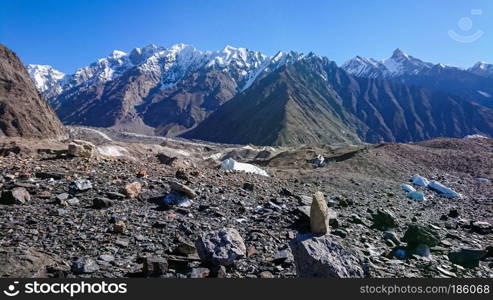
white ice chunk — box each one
[221,158,269,177]
[401,184,416,193]
[97,145,130,157]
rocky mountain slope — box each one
[0,44,66,138]
[185,55,493,145]
[185,55,363,146]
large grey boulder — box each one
[402,224,441,247]
[0,247,63,278]
[371,209,398,230]
[290,234,366,278]
[448,249,487,268]
[195,228,246,266]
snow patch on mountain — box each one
[478,90,491,98]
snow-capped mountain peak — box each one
[390,48,409,59]
[26,64,67,93]
[343,49,434,78]
[341,56,385,78]
[109,50,127,59]
[468,61,493,78]
[28,44,309,98]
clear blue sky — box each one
[1,0,492,73]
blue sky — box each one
[1,0,492,73]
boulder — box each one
[0,187,30,204]
[289,234,365,278]
[170,181,197,199]
[122,182,142,199]
[195,228,246,266]
[448,249,487,268]
[402,224,441,247]
[156,153,178,166]
[310,191,330,234]
[71,257,99,274]
[92,197,114,209]
[68,140,97,158]
[174,241,197,256]
[0,247,63,277]
[113,221,126,233]
[448,209,460,218]
[69,179,93,193]
[243,182,255,191]
[371,209,398,230]
[470,221,492,235]
[272,249,293,264]
[142,257,168,276]
[383,230,400,245]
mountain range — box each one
[26,44,493,145]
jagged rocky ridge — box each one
[184,54,493,145]
[27,45,493,145]
[28,44,301,136]
[342,49,493,109]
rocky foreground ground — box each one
[0,128,492,278]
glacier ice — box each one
[221,158,269,177]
